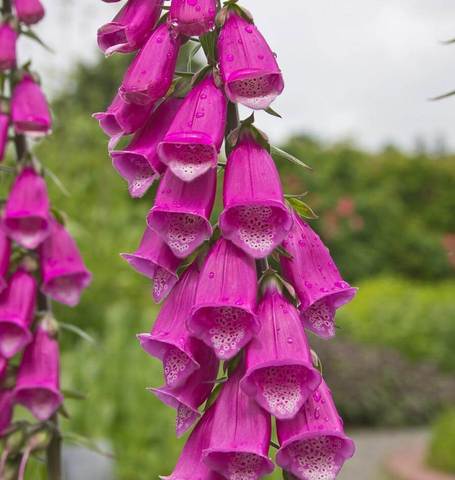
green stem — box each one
[46,415,62,480]
[224,101,240,156]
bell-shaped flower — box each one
[2,167,51,249]
[0,111,9,162]
[0,230,11,293]
[203,365,275,479]
[0,269,36,359]
[169,0,216,36]
[217,12,284,109]
[0,389,14,434]
[119,23,180,105]
[147,168,216,258]
[122,227,180,303]
[161,408,224,480]
[11,74,51,136]
[138,262,214,387]
[157,75,227,182]
[40,220,92,307]
[241,281,321,420]
[280,213,357,338]
[98,0,163,55]
[15,323,63,421]
[188,238,260,360]
[111,98,182,198]
[13,0,45,25]
[276,379,355,480]
[220,135,293,258]
[149,346,219,437]
[93,93,153,138]
[0,22,17,71]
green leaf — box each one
[61,388,87,401]
[204,383,223,411]
[59,322,96,345]
[287,197,318,219]
[21,28,54,53]
[200,30,217,65]
[187,43,202,72]
[430,90,455,101]
[271,145,312,170]
[274,245,294,260]
[264,106,282,118]
[62,432,115,459]
[284,192,308,199]
[191,65,212,87]
[223,352,242,376]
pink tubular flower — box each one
[0,269,36,359]
[0,23,17,71]
[0,230,10,292]
[220,135,293,258]
[137,263,212,387]
[111,98,182,198]
[0,111,9,162]
[276,379,355,480]
[121,227,180,303]
[0,389,14,434]
[119,24,180,105]
[241,281,321,420]
[15,324,63,421]
[169,0,216,36]
[280,212,357,338]
[161,408,224,480]
[217,12,284,110]
[188,238,260,360]
[0,355,7,382]
[2,167,51,249]
[98,0,162,56]
[203,366,275,479]
[11,74,51,136]
[13,0,45,25]
[149,347,219,437]
[40,220,92,307]
[147,168,216,258]
[93,93,153,138]
[157,75,227,182]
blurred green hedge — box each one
[428,409,455,474]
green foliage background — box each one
[9,54,454,478]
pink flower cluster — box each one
[97,1,357,479]
[0,1,91,458]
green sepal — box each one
[271,145,312,170]
[287,198,318,220]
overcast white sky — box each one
[21,0,455,151]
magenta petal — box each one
[157,75,227,182]
[13,0,45,25]
[40,220,92,307]
[147,169,216,258]
[119,24,180,105]
[161,408,223,480]
[137,263,215,388]
[122,227,180,303]
[149,347,218,437]
[2,167,51,249]
[0,355,7,382]
[0,388,14,434]
[93,93,153,137]
[203,366,275,479]
[169,0,216,36]
[98,0,162,55]
[15,325,63,421]
[11,74,51,136]
[111,98,181,197]
[220,136,293,258]
[0,23,17,71]
[218,12,284,110]
[0,270,36,359]
[0,112,9,162]
[0,230,11,293]
[189,239,259,360]
[281,213,357,339]
[241,283,321,420]
[276,380,355,480]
